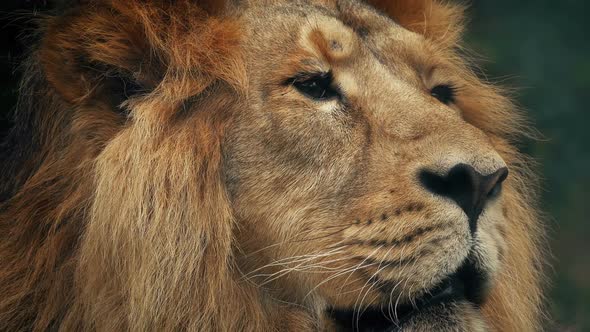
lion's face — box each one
[0,0,545,330]
[224,1,508,329]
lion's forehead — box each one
[241,0,422,61]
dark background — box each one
[1,1,588,330]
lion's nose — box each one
[419,164,508,234]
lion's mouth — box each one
[329,259,488,331]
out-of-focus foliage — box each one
[467,1,589,330]
[0,0,587,330]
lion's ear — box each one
[40,0,243,109]
[366,0,465,45]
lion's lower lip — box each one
[417,276,466,308]
[328,259,488,331]
[405,258,488,313]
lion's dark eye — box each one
[431,85,456,105]
[291,72,340,101]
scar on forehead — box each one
[304,19,357,63]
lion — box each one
[0,0,547,331]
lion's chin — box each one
[328,260,490,331]
[329,301,486,332]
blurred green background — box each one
[1,1,588,330]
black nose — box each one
[419,164,508,234]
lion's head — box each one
[0,0,546,331]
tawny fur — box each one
[0,0,547,331]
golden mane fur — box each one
[0,0,547,331]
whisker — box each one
[241,246,347,281]
[351,245,391,330]
[355,247,396,329]
[242,223,355,258]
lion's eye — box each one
[291,72,340,101]
[431,85,456,105]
